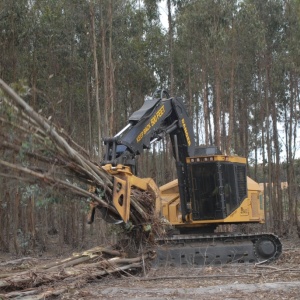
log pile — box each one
[0,246,154,299]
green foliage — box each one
[95,188,105,198]
[10,80,30,97]
[19,139,34,160]
[21,184,41,204]
[0,98,14,121]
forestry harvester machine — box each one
[89,90,282,266]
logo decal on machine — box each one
[182,118,191,146]
[136,105,165,142]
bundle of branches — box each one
[0,245,154,298]
[0,79,165,243]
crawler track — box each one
[153,233,282,266]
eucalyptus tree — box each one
[112,0,165,119]
[233,1,266,160]
[0,0,32,82]
[248,0,286,232]
[174,0,238,150]
[281,0,300,231]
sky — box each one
[158,0,169,29]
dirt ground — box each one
[1,237,300,300]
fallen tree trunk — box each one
[0,245,152,292]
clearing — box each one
[0,237,300,300]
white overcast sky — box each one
[158,0,169,29]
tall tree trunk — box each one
[265,62,273,230]
[101,1,109,137]
[167,0,174,95]
[202,68,209,145]
[286,71,297,233]
[270,91,283,234]
[13,190,20,255]
[86,61,93,156]
[187,56,193,116]
[108,0,115,135]
[295,77,300,230]
[227,52,235,155]
[89,2,102,160]
[214,58,221,149]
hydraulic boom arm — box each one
[102,90,195,170]
[101,90,196,221]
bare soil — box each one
[1,237,300,299]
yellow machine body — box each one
[106,154,264,231]
[160,177,264,226]
[160,154,264,230]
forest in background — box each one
[1,0,300,255]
